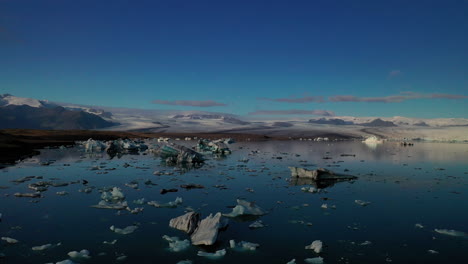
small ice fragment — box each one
[415,223,424,229]
[321,204,328,209]
[177,260,193,264]
[249,220,265,229]
[229,240,259,251]
[434,229,466,237]
[286,259,296,264]
[110,225,138,235]
[359,241,372,246]
[304,257,324,264]
[67,249,91,260]
[133,198,146,205]
[355,200,371,206]
[1,237,19,244]
[103,239,117,245]
[305,240,323,253]
[56,260,75,264]
[428,250,439,254]
[147,197,183,208]
[101,187,125,202]
[56,191,68,196]
[197,249,226,259]
[162,235,190,252]
[32,242,61,251]
[116,255,127,261]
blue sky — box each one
[1,0,467,118]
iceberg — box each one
[1,237,19,244]
[147,197,183,208]
[305,257,324,264]
[305,240,323,253]
[67,249,90,260]
[434,229,466,237]
[162,235,190,252]
[110,225,138,235]
[223,199,266,217]
[169,212,200,234]
[191,212,228,246]
[197,249,226,259]
[229,240,260,251]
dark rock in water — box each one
[161,188,178,194]
[360,118,397,127]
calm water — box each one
[1,141,467,264]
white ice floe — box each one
[84,139,106,153]
[197,249,226,259]
[301,187,319,193]
[428,249,439,254]
[415,223,424,228]
[362,136,383,149]
[148,197,183,208]
[1,237,19,244]
[101,187,125,202]
[321,204,328,209]
[223,199,266,217]
[191,212,228,246]
[229,240,260,251]
[32,242,61,251]
[177,260,193,264]
[103,239,117,245]
[249,220,265,229]
[305,240,323,253]
[110,225,138,235]
[116,255,127,261]
[359,241,372,246]
[67,249,91,260]
[133,198,146,205]
[91,200,128,210]
[434,229,466,237]
[355,200,371,206]
[286,259,296,264]
[304,257,324,264]
[162,235,190,252]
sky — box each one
[1,0,467,118]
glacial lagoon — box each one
[1,140,467,263]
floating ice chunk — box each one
[116,255,127,261]
[67,249,90,260]
[177,260,193,264]
[223,199,266,217]
[84,139,106,153]
[56,260,75,264]
[362,136,383,149]
[249,220,265,229]
[56,191,68,196]
[128,207,144,214]
[197,249,226,259]
[101,187,125,202]
[321,204,328,209]
[162,235,190,252]
[148,197,183,208]
[289,167,356,181]
[415,223,424,228]
[434,229,467,237]
[305,240,323,253]
[286,259,296,264]
[301,187,318,193]
[1,237,19,244]
[133,198,146,205]
[32,242,61,251]
[103,239,117,245]
[110,225,138,235]
[305,257,324,264]
[229,240,259,251]
[428,250,439,254]
[191,212,228,246]
[355,200,371,206]
[169,212,200,234]
[91,201,128,210]
[359,241,372,246]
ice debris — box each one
[101,187,125,202]
[91,201,128,210]
[162,235,190,252]
[223,199,266,217]
[103,239,117,245]
[84,139,106,153]
[428,250,439,254]
[196,139,231,154]
[1,237,19,244]
[286,259,296,264]
[159,144,204,165]
[305,257,324,264]
[415,223,424,228]
[55,260,75,264]
[197,249,226,259]
[289,167,357,181]
[249,220,265,229]
[148,197,183,208]
[434,229,467,237]
[32,242,61,251]
[191,212,228,246]
[229,240,260,251]
[355,200,371,206]
[67,249,91,260]
[177,260,193,264]
[110,225,138,235]
[169,212,200,234]
[305,240,323,253]
[362,136,383,149]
